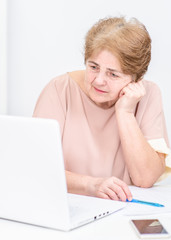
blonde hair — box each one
[84,17,151,82]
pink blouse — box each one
[33,73,170,184]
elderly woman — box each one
[33,17,170,202]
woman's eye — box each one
[90,65,98,71]
[110,72,118,78]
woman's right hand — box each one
[88,176,132,202]
[66,171,132,202]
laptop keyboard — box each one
[68,193,111,220]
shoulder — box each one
[41,73,74,99]
[38,73,69,95]
[34,73,71,111]
[138,79,163,111]
[68,70,85,90]
[142,79,162,102]
[38,71,86,107]
[143,79,161,95]
[48,70,85,92]
[50,73,70,92]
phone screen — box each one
[131,219,169,238]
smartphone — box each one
[130,219,170,238]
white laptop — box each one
[0,115,126,231]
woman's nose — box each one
[95,71,107,85]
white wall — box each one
[4,0,171,140]
[0,0,7,114]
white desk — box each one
[1,176,171,240]
[1,213,171,240]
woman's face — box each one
[84,49,133,109]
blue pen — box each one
[126,198,164,207]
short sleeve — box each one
[136,81,169,144]
[136,81,171,178]
[148,138,171,168]
[148,138,171,181]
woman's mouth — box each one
[94,87,107,93]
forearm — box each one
[65,170,94,196]
[115,111,165,187]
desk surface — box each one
[1,176,171,240]
[1,213,171,240]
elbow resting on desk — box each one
[130,153,166,188]
[131,175,158,188]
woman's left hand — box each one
[115,81,146,113]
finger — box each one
[98,187,119,201]
[135,81,146,95]
[126,187,133,201]
[119,81,135,97]
[139,84,146,96]
[112,178,133,201]
[137,80,143,86]
[104,187,119,201]
[121,87,134,97]
[126,83,141,94]
[118,89,125,98]
[119,86,132,98]
[109,184,127,202]
[124,85,144,99]
[119,184,132,201]
[98,191,111,200]
[126,82,144,93]
[117,181,132,201]
[127,82,138,90]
